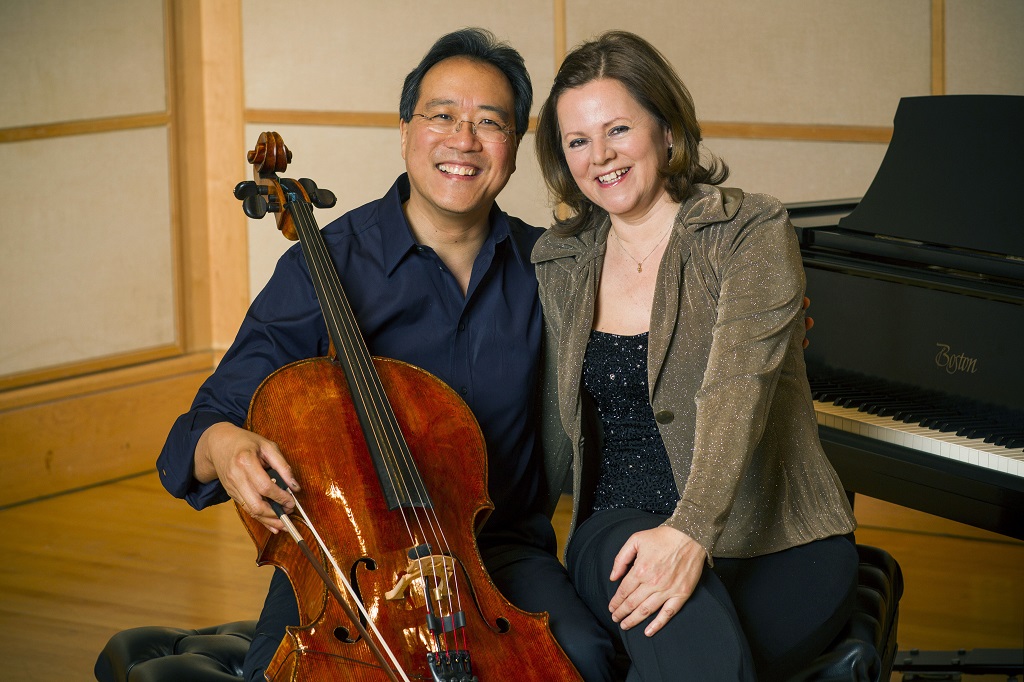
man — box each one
[157,28,616,682]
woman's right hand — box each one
[607,525,707,637]
[194,422,301,532]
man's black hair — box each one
[399,28,532,138]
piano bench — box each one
[93,545,903,682]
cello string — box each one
[298,210,463,657]
[288,202,433,613]
[292,199,465,651]
[298,202,469,653]
[293,201,435,537]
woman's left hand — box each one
[608,525,706,636]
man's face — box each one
[400,57,518,228]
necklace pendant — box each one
[637,264,643,273]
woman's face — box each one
[556,78,673,223]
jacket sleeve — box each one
[665,195,805,557]
[534,258,577,520]
[156,245,328,510]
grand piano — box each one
[787,94,1024,542]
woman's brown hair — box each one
[536,31,728,235]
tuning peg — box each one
[241,194,269,219]
[234,180,264,200]
[314,187,337,209]
[298,178,338,209]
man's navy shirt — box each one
[157,174,546,534]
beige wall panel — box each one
[500,132,555,229]
[0,0,165,128]
[0,128,175,376]
[243,1,556,116]
[564,0,931,126]
[243,125,550,297]
[704,137,889,204]
[946,0,1024,95]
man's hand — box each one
[194,422,301,533]
[607,526,706,637]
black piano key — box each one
[932,418,993,433]
[870,401,925,417]
[917,413,964,429]
[989,433,1024,447]
[897,409,937,419]
[851,392,921,413]
[957,424,1004,438]
[968,426,1021,438]
[806,367,1024,455]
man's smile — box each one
[437,162,480,176]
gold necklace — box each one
[611,226,672,273]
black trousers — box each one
[242,513,617,682]
[567,508,859,682]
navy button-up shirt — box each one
[157,174,546,534]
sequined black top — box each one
[582,330,680,515]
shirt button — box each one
[458,322,466,331]
[654,409,674,424]
[460,387,468,395]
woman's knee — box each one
[567,509,665,601]
[621,574,755,681]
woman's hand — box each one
[608,525,706,636]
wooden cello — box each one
[232,132,582,682]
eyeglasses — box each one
[411,113,515,143]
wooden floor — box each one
[1,472,1021,681]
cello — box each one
[232,132,582,682]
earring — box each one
[667,144,674,160]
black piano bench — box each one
[94,546,903,682]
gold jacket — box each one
[532,184,856,561]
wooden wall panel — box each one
[170,0,248,352]
[0,357,212,508]
[0,0,244,508]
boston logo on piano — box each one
[934,343,978,376]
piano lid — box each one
[838,95,1024,259]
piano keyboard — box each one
[814,400,1024,479]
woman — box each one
[532,31,858,681]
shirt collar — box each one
[379,174,519,276]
